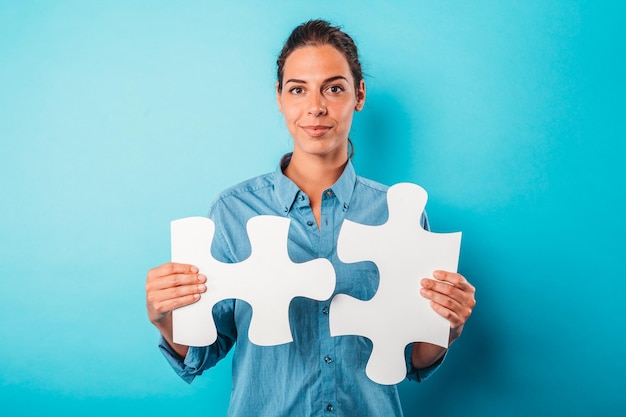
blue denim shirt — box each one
[159,155,444,417]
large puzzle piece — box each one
[329,182,461,385]
[171,215,336,347]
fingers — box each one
[149,290,204,317]
[432,270,475,293]
[420,270,476,329]
[147,262,204,288]
[146,262,207,324]
[148,262,198,283]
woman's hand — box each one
[420,270,476,343]
[411,270,476,369]
[145,262,207,357]
[146,262,207,324]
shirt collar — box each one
[274,153,357,214]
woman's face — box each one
[276,44,365,160]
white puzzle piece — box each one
[171,215,336,347]
[330,183,462,385]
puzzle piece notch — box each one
[171,215,336,347]
[330,182,462,385]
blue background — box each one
[1,1,624,416]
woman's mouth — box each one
[300,125,331,138]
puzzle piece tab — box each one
[329,183,461,385]
[171,215,336,347]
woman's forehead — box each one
[283,44,353,81]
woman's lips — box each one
[301,125,331,137]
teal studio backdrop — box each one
[1,1,624,416]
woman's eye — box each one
[328,85,344,94]
[290,87,304,95]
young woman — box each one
[146,19,476,416]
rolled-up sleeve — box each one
[404,343,446,383]
[159,339,213,383]
[158,298,237,383]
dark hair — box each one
[276,19,363,93]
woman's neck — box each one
[284,151,348,197]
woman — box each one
[146,19,476,416]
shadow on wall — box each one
[351,90,426,185]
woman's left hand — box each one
[420,270,476,343]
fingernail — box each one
[191,266,199,273]
[198,284,206,292]
[198,274,206,282]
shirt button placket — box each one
[319,194,337,416]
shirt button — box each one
[324,356,332,364]
[307,220,314,227]
[299,195,305,201]
[322,306,329,314]
[326,404,334,412]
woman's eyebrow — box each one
[323,75,349,84]
[284,75,349,85]
[284,78,306,85]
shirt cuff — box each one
[158,336,208,384]
[404,343,446,382]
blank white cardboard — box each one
[330,182,462,385]
[171,215,336,347]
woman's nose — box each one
[308,93,327,116]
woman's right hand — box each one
[145,262,207,335]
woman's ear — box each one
[276,82,283,113]
[355,79,366,112]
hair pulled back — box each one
[276,19,363,93]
